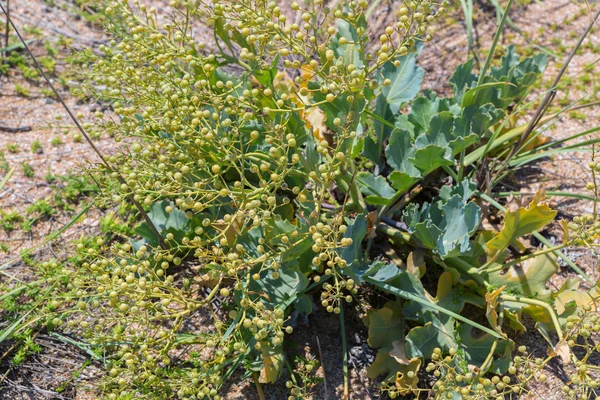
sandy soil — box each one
[1,0,600,399]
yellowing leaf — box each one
[559,219,570,244]
[389,340,413,365]
[486,191,557,259]
[487,253,558,302]
[406,250,426,278]
[213,214,246,247]
[296,65,328,141]
[485,286,507,338]
[554,290,595,315]
[434,272,456,303]
[365,303,404,349]
[389,341,422,395]
[259,343,284,383]
[548,338,571,364]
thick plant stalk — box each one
[500,294,563,342]
[252,372,267,400]
[0,4,167,249]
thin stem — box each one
[282,354,299,386]
[3,0,8,60]
[252,372,267,400]
[457,149,466,182]
[480,243,569,273]
[364,277,505,339]
[340,303,349,400]
[500,294,563,341]
[379,184,423,220]
[347,171,367,213]
[479,339,498,375]
[365,0,383,20]
[478,0,515,84]
[443,165,459,182]
[495,191,597,202]
[316,336,329,399]
[592,150,598,219]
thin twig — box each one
[0,4,167,249]
[3,0,8,58]
[0,125,31,133]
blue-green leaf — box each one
[410,145,454,174]
[357,172,397,205]
[385,128,421,177]
[380,44,424,114]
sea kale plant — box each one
[14,0,600,398]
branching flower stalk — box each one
[51,0,446,398]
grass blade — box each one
[495,191,596,202]
[478,0,515,84]
[0,198,95,271]
[459,0,478,63]
[0,166,16,191]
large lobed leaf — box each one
[485,191,557,260]
[402,188,481,259]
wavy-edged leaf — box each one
[406,311,456,358]
[357,172,397,205]
[258,342,284,383]
[486,191,557,259]
[332,15,366,68]
[449,58,477,101]
[410,145,454,174]
[366,302,405,349]
[385,128,421,177]
[389,171,417,193]
[380,43,424,114]
[436,196,481,258]
[364,96,395,164]
[485,286,508,337]
[485,253,559,302]
[403,194,481,258]
[454,103,505,139]
[408,95,442,134]
[457,324,513,374]
[339,214,368,269]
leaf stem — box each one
[376,224,411,244]
[252,372,267,400]
[345,166,367,213]
[442,165,459,182]
[500,294,563,341]
[364,276,505,339]
[340,303,349,400]
[480,243,569,273]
